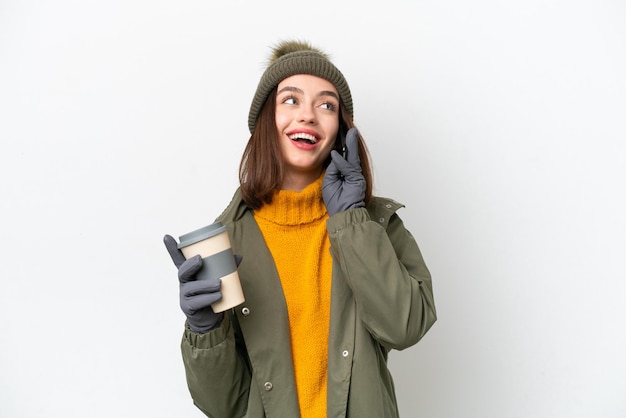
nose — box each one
[298,104,316,124]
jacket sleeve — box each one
[180,314,251,418]
[327,204,436,350]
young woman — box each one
[164,40,436,418]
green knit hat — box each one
[248,40,353,133]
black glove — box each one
[322,128,366,216]
[164,234,223,333]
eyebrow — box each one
[277,86,339,100]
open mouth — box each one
[288,133,318,145]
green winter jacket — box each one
[181,190,436,418]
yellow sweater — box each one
[253,175,332,417]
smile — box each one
[288,133,318,145]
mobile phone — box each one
[339,130,347,159]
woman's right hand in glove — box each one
[164,234,223,333]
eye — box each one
[320,102,337,111]
[282,96,297,105]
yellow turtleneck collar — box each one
[254,174,328,226]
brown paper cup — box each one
[177,222,244,313]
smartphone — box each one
[339,130,347,159]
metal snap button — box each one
[241,307,250,316]
[264,382,273,391]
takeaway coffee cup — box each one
[177,222,244,313]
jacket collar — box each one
[216,188,406,228]
[216,188,250,224]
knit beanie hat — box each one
[248,40,353,133]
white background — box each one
[1,1,625,417]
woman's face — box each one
[275,74,340,191]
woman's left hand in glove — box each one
[322,127,366,216]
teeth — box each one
[288,133,317,143]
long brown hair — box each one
[239,88,373,209]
